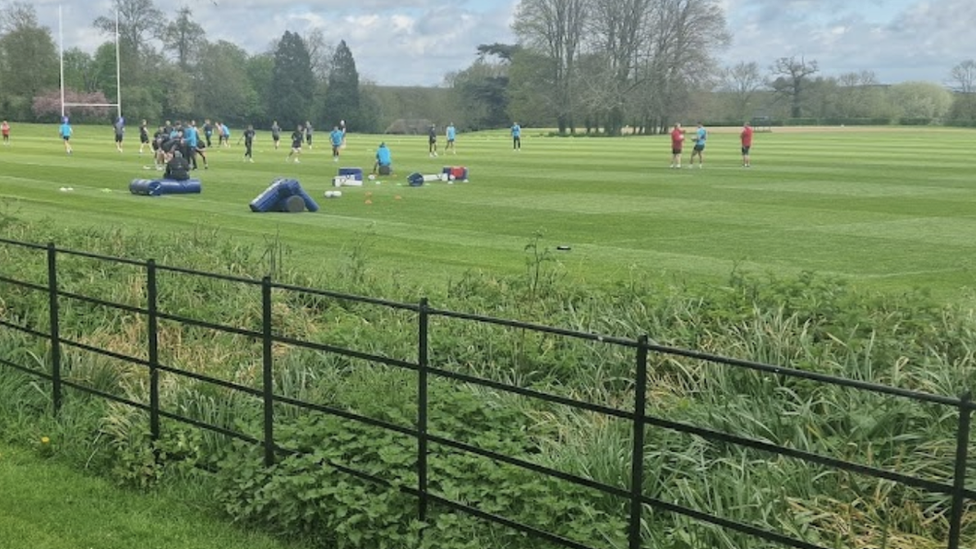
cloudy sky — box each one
[31,0,974,87]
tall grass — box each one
[0,217,973,549]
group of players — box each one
[52,115,755,172]
[669,121,754,169]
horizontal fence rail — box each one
[0,237,972,549]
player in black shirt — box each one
[139,120,150,154]
[242,125,256,162]
[271,120,281,150]
[287,125,303,163]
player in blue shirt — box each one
[184,123,200,169]
[373,142,392,175]
[690,122,707,168]
[511,122,521,150]
[330,126,344,162]
[59,117,73,154]
[445,123,457,155]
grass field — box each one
[0,440,302,549]
[2,123,975,299]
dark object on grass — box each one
[556,245,572,251]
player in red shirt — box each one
[1,120,9,145]
[670,123,685,168]
[740,122,754,167]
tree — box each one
[834,70,889,119]
[448,45,514,130]
[635,0,730,133]
[948,60,976,94]
[194,41,257,125]
[513,0,588,133]
[322,40,361,129]
[245,53,275,126]
[303,28,333,82]
[769,56,818,118]
[162,6,203,71]
[721,61,764,122]
[62,48,101,93]
[270,30,314,128]
[93,0,163,80]
[889,81,953,121]
[947,60,976,126]
[0,2,58,118]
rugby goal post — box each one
[58,4,122,119]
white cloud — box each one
[32,0,976,87]
[720,0,976,83]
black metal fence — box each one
[0,236,973,549]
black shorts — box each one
[273,134,280,142]
[741,146,751,155]
[694,144,705,152]
[672,148,682,155]
[141,135,150,144]
[115,133,124,142]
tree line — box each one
[1,0,975,133]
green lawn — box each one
[0,440,303,549]
[2,123,975,298]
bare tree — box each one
[949,60,976,94]
[162,6,204,71]
[513,0,588,133]
[768,56,818,118]
[638,0,730,132]
[587,0,653,134]
[303,28,334,83]
[721,61,763,121]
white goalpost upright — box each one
[58,4,122,119]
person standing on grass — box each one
[304,121,313,149]
[689,122,707,168]
[428,124,438,157]
[60,117,73,155]
[445,122,457,154]
[114,116,125,153]
[183,122,200,170]
[139,120,150,154]
[740,122,753,167]
[220,123,231,147]
[271,120,281,150]
[287,124,303,163]
[511,122,521,150]
[670,123,684,168]
[194,134,209,170]
[203,119,214,148]
[2,120,10,144]
[330,125,344,162]
[242,124,256,162]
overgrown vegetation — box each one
[1,217,974,549]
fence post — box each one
[261,276,275,467]
[947,392,972,549]
[417,297,430,527]
[146,260,160,442]
[46,243,62,415]
[628,335,650,549]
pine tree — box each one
[322,40,361,130]
[271,31,314,129]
